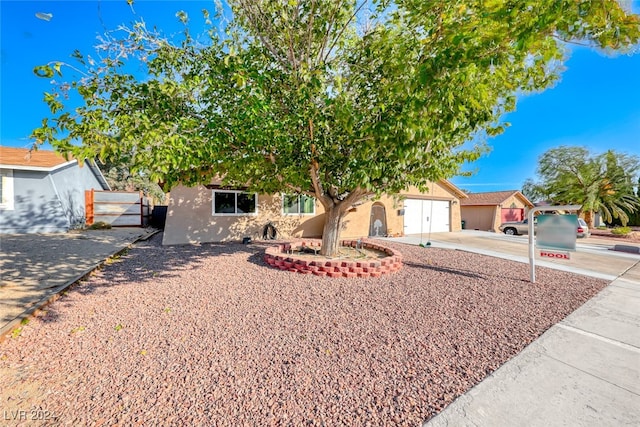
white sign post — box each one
[528,205,581,283]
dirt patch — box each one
[0,234,607,426]
[290,244,388,261]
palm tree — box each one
[587,151,640,227]
[523,147,640,228]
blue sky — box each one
[1,1,639,193]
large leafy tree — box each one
[523,146,640,227]
[100,157,166,204]
[32,0,640,255]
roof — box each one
[0,146,74,170]
[439,179,469,199]
[460,190,533,207]
[0,146,110,190]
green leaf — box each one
[33,65,54,78]
[31,0,640,255]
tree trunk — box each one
[584,210,594,228]
[320,204,347,257]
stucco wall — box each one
[162,186,327,245]
[340,194,405,239]
[163,181,463,245]
[51,162,103,229]
[0,162,104,234]
[0,170,67,233]
[501,194,529,212]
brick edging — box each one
[263,239,403,278]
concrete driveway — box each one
[0,227,156,338]
[392,230,640,281]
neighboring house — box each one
[162,180,467,245]
[460,190,533,232]
[0,146,110,234]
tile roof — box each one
[0,146,73,169]
[460,190,533,207]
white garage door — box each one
[404,199,450,235]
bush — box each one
[88,221,112,230]
[611,226,632,236]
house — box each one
[460,190,533,232]
[162,180,468,245]
[0,146,110,234]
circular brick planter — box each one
[263,239,403,278]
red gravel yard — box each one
[0,234,606,426]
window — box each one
[283,194,315,215]
[0,169,14,211]
[212,190,257,215]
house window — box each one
[0,169,14,211]
[212,190,257,215]
[283,194,315,215]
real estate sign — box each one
[536,214,578,251]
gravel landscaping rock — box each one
[0,233,607,426]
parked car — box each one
[499,218,536,235]
[576,218,590,238]
[499,216,590,238]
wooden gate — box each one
[85,190,151,227]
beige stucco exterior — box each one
[162,181,465,245]
[460,191,532,232]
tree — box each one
[32,0,640,255]
[100,157,166,204]
[605,173,640,227]
[523,146,640,227]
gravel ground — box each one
[0,234,607,426]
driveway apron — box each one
[0,228,153,338]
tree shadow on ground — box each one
[3,234,539,330]
[402,260,486,279]
[0,233,271,327]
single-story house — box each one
[460,190,533,232]
[162,180,468,245]
[0,146,110,234]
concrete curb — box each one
[612,244,640,254]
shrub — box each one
[611,227,632,236]
[88,221,112,230]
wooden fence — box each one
[85,190,151,227]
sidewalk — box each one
[386,232,640,426]
[0,227,156,340]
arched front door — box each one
[369,204,387,237]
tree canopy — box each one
[100,158,166,204]
[523,146,640,226]
[32,0,640,254]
